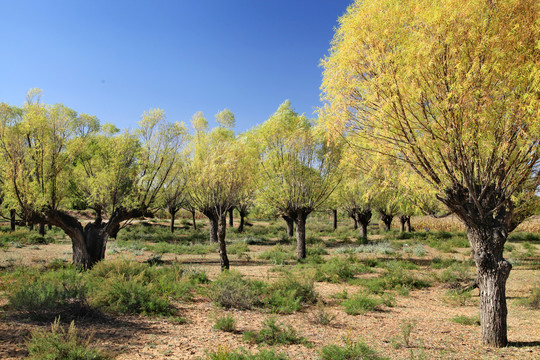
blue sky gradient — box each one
[1,0,351,132]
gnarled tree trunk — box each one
[42,207,146,270]
[379,210,393,231]
[295,210,309,259]
[332,209,338,231]
[228,208,234,227]
[354,209,372,240]
[168,206,178,233]
[405,217,412,232]
[10,209,16,231]
[283,215,294,237]
[399,215,410,232]
[208,216,218,243]
[191,210,197,230]
[468,226,511,347]
[238,209,246,233]
[38,222,46,236]
[218,213,230,270]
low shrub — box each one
[209,271,261,310]
[243,317,305,346]
[311,257,370,283]
[438,262,473,287]
[27,318,110,360]
[89,273,171,316]
[264,273,317,314]
[214,314,237,332]
[341,293,381,315]
[443,289,473,306]
[7,266,88,318]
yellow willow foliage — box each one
[321,0,540,209]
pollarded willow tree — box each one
[0,90,188,269]
[321,0,539,346]
[187,110,252,270]
[256,101,340,259]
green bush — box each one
[7,267,87,317]
[320,338,387,360]
[27,318,110,360]
[209,271,261,310]
[264,273,317,314]
[90,273,171,316]
[243,317,305,345]
[214,314,237,332]
[342,293,381,315]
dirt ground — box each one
[0,231,539,360]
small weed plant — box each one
[213,313,237,332]
[27,318,109,360]
[243,317,305,346]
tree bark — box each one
[238,209,246,233]
[332,209,338,231]
[169,207,177,233]
[208,216,218,243]
[379,211,393,231]
[295,210,308,260]
[399,215,410,232]
[228,208,234,227]
[283,215,294,237]
[191,210,197,230]
[10,209,16,231]
[468,226,511,347]
[405,217,412,232]
[38,222,46,236]
[218,213,230,270]
[352,215,358,230]
[42,207,145,269]
[354,209,372,240]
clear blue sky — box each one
[0,0,351,132]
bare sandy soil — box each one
[0,229,539,360]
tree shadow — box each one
[1,309,169,358]
[508,341,540,348]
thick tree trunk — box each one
[228,208,234,227]
[38,222,46,236]
[354,209,372,240]
[283,215,294,237]
[405,217,412,232]
[295,211,308,259]
[468,226,511,347]
[332,209,338,231]
[238,210,246,233]
[10,209,16,231]
[209,216,218,243]
[399,215,411,232]
[218,214,229,270]
[352,216,358,230]
[191,210,197,230]
[379,212,393,231]
[169,208,177,233]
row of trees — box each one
[0,90,435,270]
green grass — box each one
[450,315,480,326]
[341,293,382,315]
